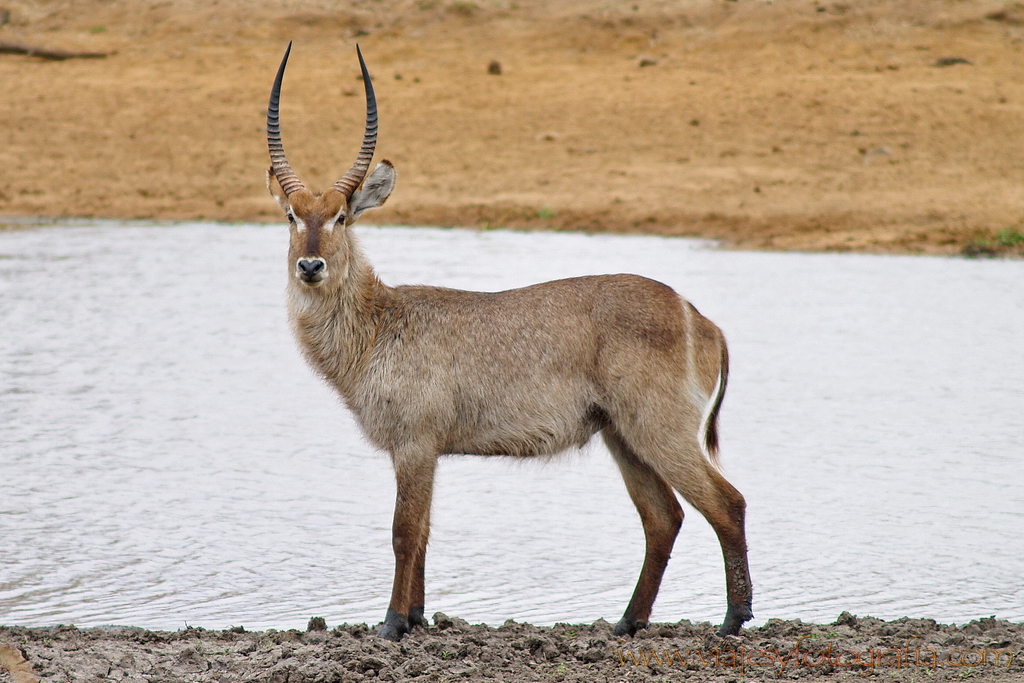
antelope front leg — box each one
[408,539,429,628]
[379,453,437,641]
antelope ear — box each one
[347,160,396,224]
[266,166,290,214]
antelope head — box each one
[266,43,396,288]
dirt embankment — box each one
[1,0,1024,256]
[2,614,1023,682]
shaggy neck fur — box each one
[287,228,388,403]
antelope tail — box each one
[702,340,729,465]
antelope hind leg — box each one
[603,429,684,637]
[669,461,753,636]
[705,470,753,636]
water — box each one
[1,221,1021,632]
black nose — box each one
[297,258,325,278]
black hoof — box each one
[378,608,409,641]
[612,617,648,637]
[408,605,427,629]
[717,604,753,637]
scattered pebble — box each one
[862,146,892,163]
[932,56,972,67]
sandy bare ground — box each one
[1,0,1024,255]
[2,614,1022,682]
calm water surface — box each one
[1,222,1021,631]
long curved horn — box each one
[267,41,306,196]
[333,45,378,199]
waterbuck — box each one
[265,43,752,641]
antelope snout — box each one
[296,257,327,284]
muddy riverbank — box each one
[2,614,1022,682]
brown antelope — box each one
[265,43,752,641]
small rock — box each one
[986,8,1024,24]
[862,146,892,163]
[932,56,971,67]
[835,611,858,627]
[487,60,502,75]
[359,655,387,673]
